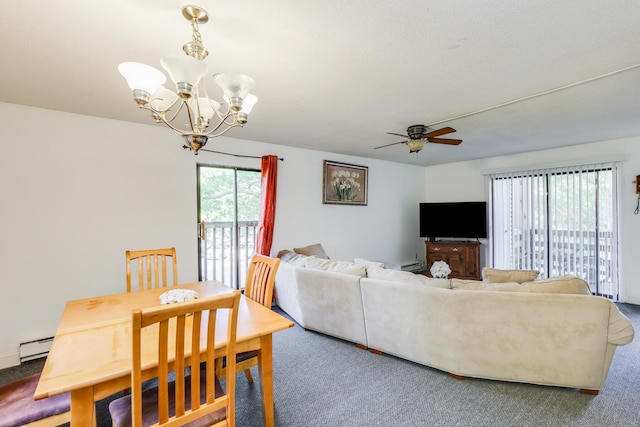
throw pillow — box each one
[482,267,539,283]
[521,275,592,295]
[366,266,451,289]
[451,279,526,292]
[294,243,329,259]
[304,257,367,277]
[276,249,297,262]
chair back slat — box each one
[126,247,178,292]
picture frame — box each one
[322,160,368,206]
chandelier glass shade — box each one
[118,5,257,154]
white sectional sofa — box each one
[274,250,635,393]
[275,256,369,347]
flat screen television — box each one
[419,201,487,240]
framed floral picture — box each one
[322,160,368,205]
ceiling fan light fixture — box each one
[406,139,425,153]
[118,5,257,154]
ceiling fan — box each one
[375,125,462,153]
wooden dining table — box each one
[34,281,294,426]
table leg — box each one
[70,386,96,426]
[258,334,274,427]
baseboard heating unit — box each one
[19,337,54,362]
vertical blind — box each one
[489,162,619,299]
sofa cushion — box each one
[366,266,451,288]
[482,267,539,283]
[521,275,592,295]
[452,275,592,295]
[451,279,526,292]
[305,257,366,277]
[294,243,330,259]
[354,258,386,269]
[287,254,312,267]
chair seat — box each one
[109,372,226,427]
[220,350,258,368]
[0,372,70,427]
[236,350,258,363]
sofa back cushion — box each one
[366,266,451,288]
[521,275,592,295]
[482,267,539,283]
[354,258,386,269]
[451,279,525,292]
[304,257,367,277]
[286,254,312,267]
[452,275,591,295]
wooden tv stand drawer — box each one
[425,241,481,280]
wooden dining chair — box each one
[219,254,281,384]
[0,371,70,427]
[126,247,178,292]
[244,254,281,309]
[109,291,241,427]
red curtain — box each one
[256,155,278,256]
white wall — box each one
[423,137,640,304]
[0,102,425,368]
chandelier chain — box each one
[190,19,203,44]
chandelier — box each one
[118,5,257,154]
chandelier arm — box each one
[161,102,185,123]
[204,122,243,138]
[149,96,181,115]
[140,105,195,136]
[222,113,238,126]
[156,117,193,137]
[202,112,238,135]
[184,102,198,133]
[139,102,239,138]
[138,101,182,124]
[214,103,232,118]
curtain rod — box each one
[184,146,284,161]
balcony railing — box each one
[200,220,258,289]
[510,228,616,298]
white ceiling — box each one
[2,0,640,166]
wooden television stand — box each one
[425,240,481,280]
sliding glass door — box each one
[197,165,261,289]
[490,162,619,299]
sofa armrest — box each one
[274,262,304,324]
[608,304,635,345]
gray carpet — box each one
[2,303,639,426]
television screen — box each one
[419,202,487,240]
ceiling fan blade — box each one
[427,137,463,145]
[374,141,406,149]
[425,127,456,138]
[386,132,409,138]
